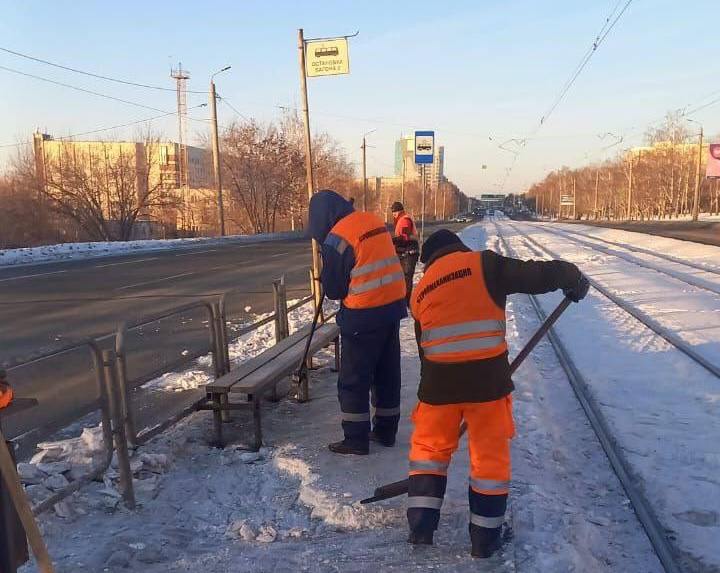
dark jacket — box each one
[415,243,582,405]
[308,190,407,332]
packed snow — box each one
[0,230,302,269]
[15,232,668,572]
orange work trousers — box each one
[409,397,514,494]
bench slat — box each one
[229,323,339,394]
[206,322,338,393]
[207,323,313,392]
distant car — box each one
[452,215,471,223]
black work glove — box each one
[563,273,590,303]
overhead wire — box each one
[0,45,207,94]
[500,0,634,191]
[0,104,208,149]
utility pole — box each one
[209,66,230,236]
[692,126,704,222]
[593,169,599,219]
[297,28,322,306]
[626,152,634,220]
[362,136,367,211]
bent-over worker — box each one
[407,229,589,558]
[309,190,407,455]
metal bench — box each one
[200,321,339,449]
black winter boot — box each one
[369,430,396,447]
[328,440,369,455]
[407,530,434,545]
[470,525,502,558]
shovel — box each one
[291,293,326,403]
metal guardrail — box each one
[2,273,317,514]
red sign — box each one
[707,144,720,178]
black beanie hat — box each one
[420,229,464,263]
[391,201,404,213]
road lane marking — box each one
[95,257,159,268]
[174,249,219,257]
[116,271,196,291]
[269,252,290,258]
[0,269,68,283]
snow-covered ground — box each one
[15,227,668,573]
[0,231,302,268]
[488,219,720,572]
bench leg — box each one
[220,394,230,423]
[212,401,224,449]
[252,397,262,451]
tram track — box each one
[492,221,683,573]
[525,223,720,297]
[502,220,720,380]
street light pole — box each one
[210,65,231,236]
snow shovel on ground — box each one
[360,296,573,505]
[291,293,326,403]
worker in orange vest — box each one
[390,202,419,306]
[309,190,407,455]
[407,229,589,557]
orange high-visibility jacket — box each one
[330,211,406,309]
[394,212,416,240]
[411,251,507,363]
[0,386,13,409]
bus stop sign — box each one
[415,131,434,164]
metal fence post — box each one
[102,350,136,510]
[279,275,290,339]
[218,296,230,375]
[273,279,284,345]
[114,323,138,448]
[208,303,223,380]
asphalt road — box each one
[0,221,468,445]
[1,238,313,442]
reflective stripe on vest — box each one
[409,459,449,473]
[420,320,506,343]
[424,335,506,356]
[407,496,443,510]
[351,256,401,278]
[470,477,510,493]
[348,271,405,295]
[470,513,505,528]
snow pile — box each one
[0,230,301,268]
[274,447,396,530]
[145,298,316,393]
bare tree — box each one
[34,135,177,241]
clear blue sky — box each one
[1,0,718,196]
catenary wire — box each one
[0,45,207,94]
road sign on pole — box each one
[414,131,434,164]
[305,38,350,77]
